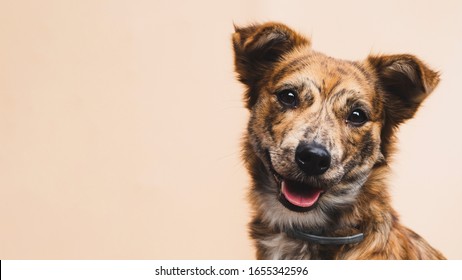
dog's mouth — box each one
[281,179,323,209]
[273,173,324,212]
[269,163,324,212]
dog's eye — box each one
[277,90,298,108]
[347,109,368,126]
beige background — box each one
[1,0,461,259]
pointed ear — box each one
[232,22,310,107]
[367,54,440,127]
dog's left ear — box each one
[367,54,440,158]
[367,54,440,127]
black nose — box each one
[295,142,331,176]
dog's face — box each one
[233,23,439,230]
[250,54,384,213]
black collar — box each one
[287,229,364,245]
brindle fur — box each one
[232,22,445,259]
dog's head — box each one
[232,22,439,229]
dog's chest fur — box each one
[257,232,347,260]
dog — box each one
[232,22,445,259]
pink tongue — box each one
[281,180,323,208]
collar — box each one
[286,229,364,245]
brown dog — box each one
[232,22,445,259]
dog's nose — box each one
[295,142,331,176]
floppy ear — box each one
[232,22,310,108]
[367,54,440,157]
[368,54,439,126]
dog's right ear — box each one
[232,22,310,108]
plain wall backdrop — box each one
[1,0,461,259]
